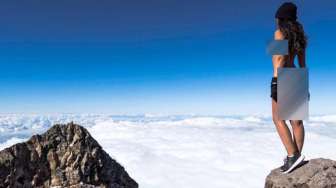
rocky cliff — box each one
[265,158,336,188]
[0,122,138,188]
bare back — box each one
[272,29,306,77]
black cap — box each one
[275,2,297,20]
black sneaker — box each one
[280,156,288,172]
[282,153,305,174]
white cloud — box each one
[0,114,336,188]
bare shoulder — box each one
[274,29,285,40]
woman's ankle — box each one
[287,150,300,157]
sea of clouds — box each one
[1,114,336,188]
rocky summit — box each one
[265,158,336,188]
[0,122,138,188]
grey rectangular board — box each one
[278,68,309,120]
[266,40,288,55]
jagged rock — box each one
[0,122,138,188]
[265,158,336,188]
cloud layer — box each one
[0,114,336,188]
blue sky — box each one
[0,0,335,115]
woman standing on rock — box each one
[271,2,307,174]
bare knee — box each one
[272,117,277,125]
[272,115,279,126]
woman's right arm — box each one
[298,50,306,68]
[298,49,309,100]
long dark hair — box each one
[277,19,307,54]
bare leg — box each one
[272,100,298,155]
[289,120,305,153]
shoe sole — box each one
[282,155,305,174]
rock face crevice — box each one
[0,122,138,188]
[265,158,336,188]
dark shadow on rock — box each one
[291,160,309,172]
